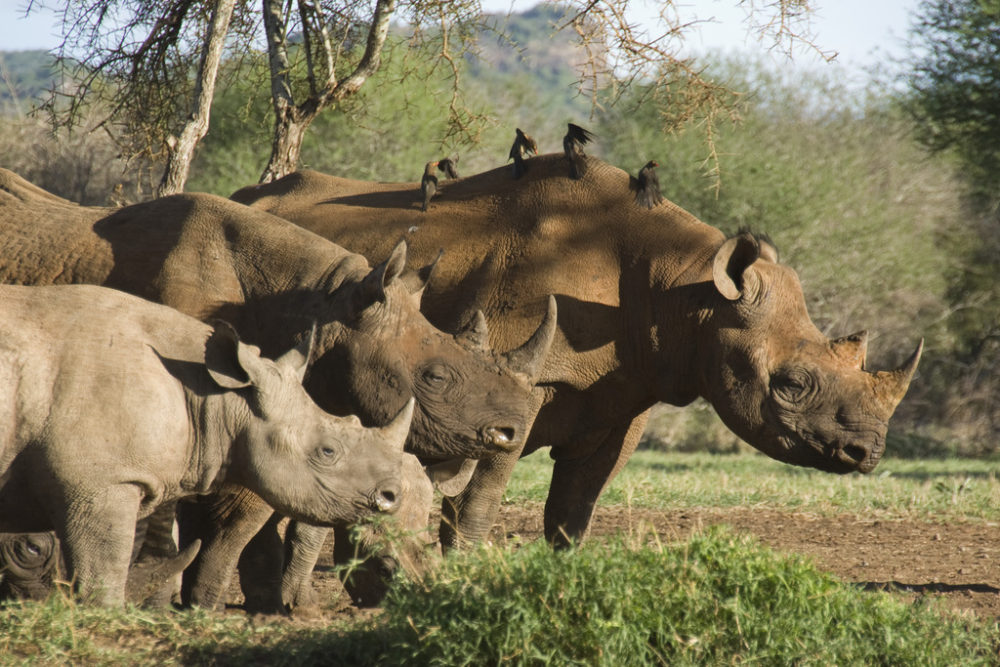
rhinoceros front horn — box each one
[379,397,416,452]
[872,339,924,413]
[502,295,557,384]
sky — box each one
[1,0,921,80]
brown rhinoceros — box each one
[0,168,554,610]
[231,154,923,549]
[0,284,413,606]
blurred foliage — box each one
[0,50,57,108]
[899,0,1000,200]
[894,0,1000,456]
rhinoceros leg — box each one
[438,444,526,550]
[178,486,274,610]
[277,520,328,610]
[237,513,287,614]
[543,410,650,548]
[59,485,142,606]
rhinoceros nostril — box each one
[843,444,868,464]
[374,487,399,513]
[485,426,516,444]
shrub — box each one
[372,528,997,665]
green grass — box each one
[8,529,992,666]
[507,449,1000,522]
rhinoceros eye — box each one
[420,363,453,388]
[318,445,340,465]
[771,368,815,404]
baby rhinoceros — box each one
[0,284,412,606]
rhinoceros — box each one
[0,168,554,610]
[0,284,412,606]
[0,529,204,606]
[0,533,60,600]
[231,154,924,549]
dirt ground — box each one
[244,502,1000,625]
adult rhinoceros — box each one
[0,168,554,610]
[0,284,412,606]
[232,154,923,549]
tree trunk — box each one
[260,105,312,184]
[259,0,396,184]
[156,0,236,197]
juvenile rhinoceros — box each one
[0,284,412,606]
[0,533,60,600]
[232,154,923,549]
[0,168,553,610]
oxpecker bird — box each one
[508,127,538,179]
[633,160,664,209]
[421,161,439,212]
[563,122,595,179]
[438,156,460,179]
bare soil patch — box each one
[494,503,1000,621]
[241,503,1000,624]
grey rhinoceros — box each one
[0,168,554,611]
[231,154,924,549]
[0,284,412,606]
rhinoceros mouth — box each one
[775,431,878,474]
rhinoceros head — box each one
[306,241,555,461]
[0,532,60,601]
[694,233,921,474]
[203,321,412,525]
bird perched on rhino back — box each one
[563,122,595,179]
[508,127,538,179]
[438,156,460,180]
[633,160,664,209]
[420,161,439,212]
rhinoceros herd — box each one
[0,145,921,610]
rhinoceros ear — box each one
[204,320,257,389]
[424,457,478,496]
[400,248,444,302]
[712,233,760,301]
[359,240,408,306]
[273,322,315,383]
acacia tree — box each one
[36,0,825,194]
[42,0,258,197]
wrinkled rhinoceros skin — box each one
[0,284,411,606]
[0,168,554,611]
[231,154,923,549]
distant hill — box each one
[469,4,592,116]
[0,50,57,111]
